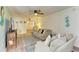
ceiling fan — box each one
[34,10,44,15]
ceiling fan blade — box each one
[39,13,44,15]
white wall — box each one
[42,7,79,47]
[13,15,43,34]
[13,16,28,34]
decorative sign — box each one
[0,7,4,26]
[0,16,4,26]
[65,16,70,27]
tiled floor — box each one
[7,33,39,52]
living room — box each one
[0,6,79,52]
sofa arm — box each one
[55,37,76,52]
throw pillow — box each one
[44,35,51,46]
[48,35,57,47]
[66,34,73,41]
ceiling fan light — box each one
[34,13,38,15]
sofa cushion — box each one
[60,36,67,42]
[57,33,61,38]
[35,41,50,52]
[65,34,73,41]
[51,36,57,41]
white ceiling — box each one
[7,6,71,17]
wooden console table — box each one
[7,30,17,51]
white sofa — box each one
[55,37,75,52]
[34,34,76,52]
[32,29,52,41]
